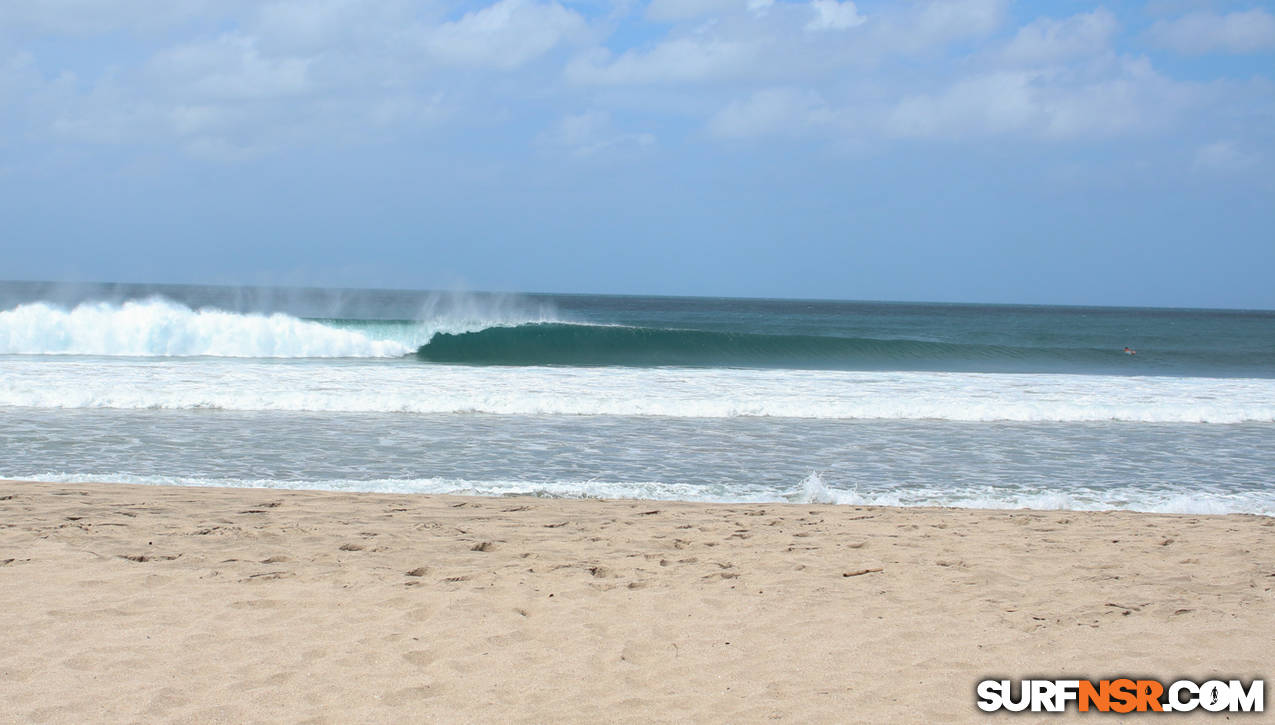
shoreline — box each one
[3,479,1271,722]
[7,474,1271,518]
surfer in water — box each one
[1123,347,1136,355]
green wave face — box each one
[415,322,1184,374]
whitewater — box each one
[2,286,1272,515]
[3,356,1274,423]
[1,298,450,357]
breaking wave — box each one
[0,297,554,358]
[0,299,411,357]
[5,299,1270,378]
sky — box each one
[1,0,1272,308]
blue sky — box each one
[1,0,1272,308]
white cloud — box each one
[747,0,775,16]
[150,35,313,102]
[1149,9,1275,55]
[28,6,451,160]
[805,1,865,32]
[181,135,269,162]
[0,52,40,101]
[891,0,1005,53]
[537,110,655,157]
[0,0,237,36]
[708,88,830,138]
[641,0,773,22]
[885,59,1194,140]
[1194,140,1259,172]
[644,0,739,23]
[1001,8,1117,65]
[364,91,449,127]
[567,37,757,85]
[425,0,587,69]
[252,0,404,53]
[3,0,1269,169]
[568,0,1009,88]
[48,79,165,146]
[889,71,1037,138]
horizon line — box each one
[2,278,1272,315]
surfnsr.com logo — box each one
[976,679,1264,713]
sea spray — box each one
[413,289,561,332]
[797,471,840,504]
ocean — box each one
[1,281,1272,514]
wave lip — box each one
[0,299,414,358]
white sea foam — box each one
[797,472,840,504]
[785,478,1275,515]
[17,472,1273,516]
[0,299,416,357]
[1,356,1272,422]
[0,297,561,358]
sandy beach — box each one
[1,480,1270,723]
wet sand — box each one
[1,480,1271,723]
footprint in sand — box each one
[382,685,438,705]
[231,599,286,609]
[401,650,436,667]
